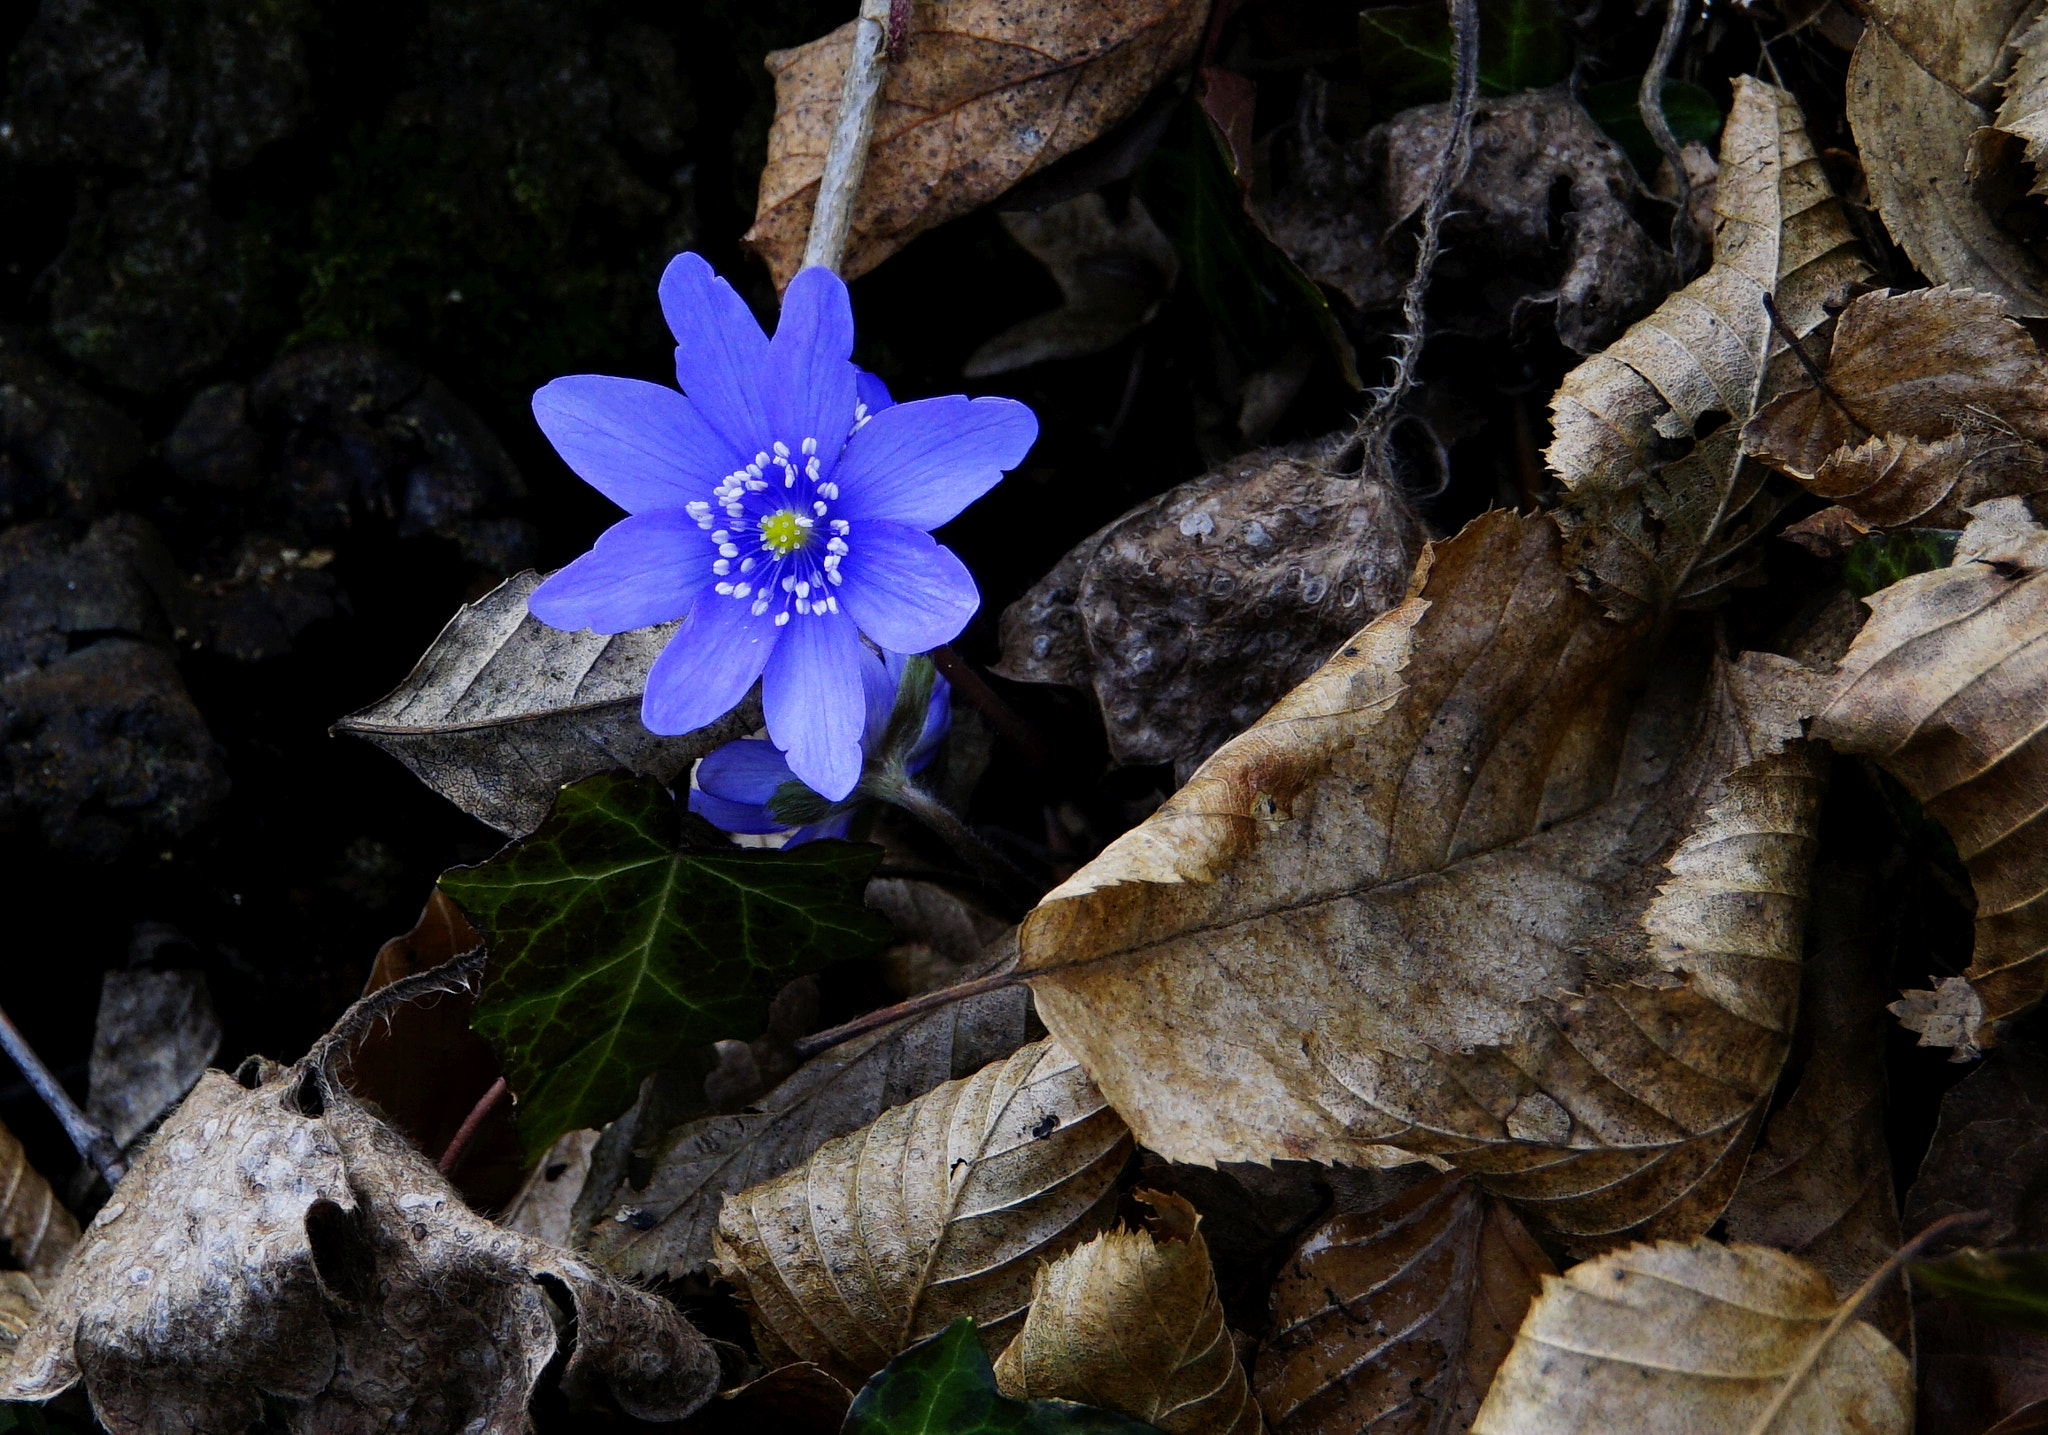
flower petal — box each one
[787,812,856,845]
[761,610,869,802]
[695,737,798,805]
[642,590,779,735]
[764,266,858,461]
[861,647,900,745]
[528,512,713,633]
[909,668,952,772]
[659,252,773,455]
[688,788,788,835]
[830,395,1037,529]
[856,369,895,415]
[533,375,738,514]
[837,522,980,654]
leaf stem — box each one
[1640,0,1701,272]
[1742,1209,1990,1435]
[802,0,895,274]
[438,1075,509,1176]
[793,969,1023,1060]
[310,945,489,1076]
[0,1002,125,1188]
[876,775,1044,909]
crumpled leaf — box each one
[501,1128,600,1248]
[85,968,220,1154]
[0,1061,720,1433]
[745,0,1209,290]
[442,773,890,1163]
[849,1319,1160,1435]
[0,1116,75,1282]
[714,1036,1131,1388]
[995,433,1423,780]
[1999,12,2048,196]
[589,980,1033,1280]
[1252,1172,1551,1435]
[336,570,758,838]
[1548,75,1871,620]
[0,1272,38,1358]
[1743,287,2048,528]
[1848,1,2048,317]
[1015,508,1831,1248]
[1813,500,2048,1050]
[992,1190,1259,1435]
[966,193,1178,378]
[1469,1239,1911,1433]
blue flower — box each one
[689,649,950,844]
[525,254,1037,801]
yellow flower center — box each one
[759,509,808,557]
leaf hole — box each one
[305,1199,374,1305]
[288,1068,327,1117]
[1692,408,1731,440]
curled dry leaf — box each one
[1814,499,2048,1050]
[1469,1239,1911,1433]
[1743,287,2048,528]
[1848,0,2048,316]
[714,1036,1131,1388]
[0,1114,76,1282]
[995,433,1424,780]
[1016,508,1831,1248]
[1548,76,1870,620]
[745,0,1209,290]
[2000,13,2048,195]
[590,981,1033,1280]
[0,1272,38,1358]
[336,570,759,837]
[0,1063,721,1433]
[1252,1173,1551,1435]
[992,1190,1260,1435]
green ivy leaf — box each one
[442,772,891,1162]
[1581,79,1726,177]
[1358,0,1570,108]
[1844,527,1960,599]
[1913,1249,2048,1334]
[846,1320,1162,1435]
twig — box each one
[0,1002,125,1187]
[1742,1209,1990,1435]
[794,969,1023,1059]
[308,945,489,1076]
[438,1076,509,1176]
[1356,0,1479,467]
[802,0,895,274]
[1761,293,1873,440]
[1641,0,1701,272]
[932,645,1052,766]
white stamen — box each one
[752,599,770,616]
[795,581,810,598]
[711,530,729,543]
[715,582,734,595]
[774,611,790,626]
[795,597,810,614]
[781,576,796,592]
[719,543,739,558]
[827,538,848,554]
[819,482,839,500]
[801,436,817,455]
[734,582,751,597]
[828,568,844,585]
[713,559,730,575]
[773,441,790,457]
[795,515,814,528]
[826,595,839,613]
[805,457,821,480]
[813,501,828,516]
[830,519,850,535]
[739,557,755,572]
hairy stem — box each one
[309,945,489,1077]
[0,1002,125,1188]
[875,773,1043,909]
[802,0,895,274]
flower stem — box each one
[438,1076,509,1176]
[0,1001,126,1188]
[802,0,895,274]
[876,774,1043,908]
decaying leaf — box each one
[501,1128,601,1248]
[1469,1239,1911,1433]
[848,1319,1161,1435]
[0,1062,721,1433]
[745,0,1209,289]
[714,1036,1131,1388]
[443,773,891,1163]
[992,1190,1259,1435]
[1848,1,2048,317]
[966,193,1179,378]
[0,1272,38,1358]
[336,570,758,838]
[1814,500,2048,1050]
[85,967,220,1156]
[1548,75,1870,620]
[1743,287,2048,528]
[1016,509,1830,1248]
[0,1115,75,1282]
[1253,1173,1551,1435]
[590,981,1033,1280]
[995,433,1424,779]
[2000,13,2048,196]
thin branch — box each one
[802,0,896,274]
[931,645,1052,766]
[1761,293,1873,440]
[1641,0,1701,272]
[438,1076,510,1176]
[308,945,489,1076]
[0,1003,125,1187]
[794,969,1023,1059]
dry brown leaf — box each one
[713,1036,1130,1388]
[1547,75,1870,620]
[745,0,1209,290]
[2000,12,2048,195]
[992,1190,1260,1435]
[1469,1239,1911,1433]
[1849,3,2048,317]
[0,1062,720,1433]
[1814,498,2048,1050]
[1252,1173,1551,1435]
[1015,508,1830,1250]
[1743,287,2048,527]
[0,1112,77,1282]
[0,1272,38,1358]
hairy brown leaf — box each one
[1253,1173,1551,1435]
[992,1190,1260,1435]
[1548,76,1870,620]
[1016,509,1830,1249]
[1849,2,2048,317]
[1743,286,2048,527]
[1814,499,2048,1050]
[713,1036,1131,1388]
[0,1115,75,1282]
[745,0,1208,290]
[1469,1239,1910,1433]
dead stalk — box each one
[0,1002,125,1188]
[801,0,896,274]
[1641,0,1701,271]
